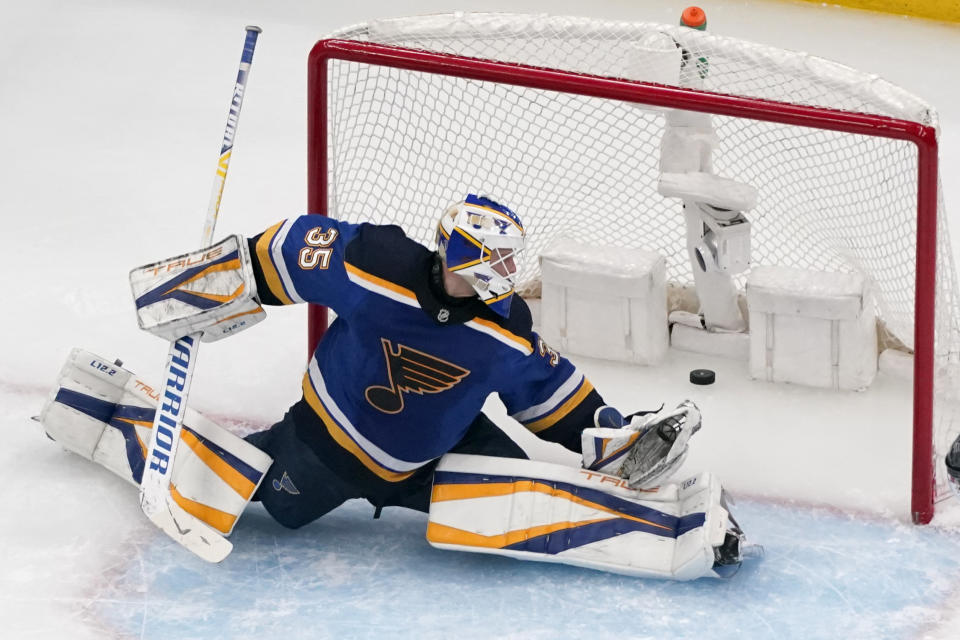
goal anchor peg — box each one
[680,6,707,30]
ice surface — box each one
[4,0,960,638]
[85,501,960,640]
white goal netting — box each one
[315,12,960,514]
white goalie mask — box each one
[436,194,526,317]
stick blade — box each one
[141,496,233,563]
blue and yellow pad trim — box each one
[53,386,265,533]
[429,470,704,554]
[426,454,727,579]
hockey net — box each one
[307,12,960,523]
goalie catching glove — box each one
[130,234,265,342]
[581,400,701,489]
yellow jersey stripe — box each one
[255,221,295,305]
[180,429,257,500]
[431,479,672,531]
[301,373,416,482]
[344,262,419,303]
[524,379,595,433]
[169,484,237,534]
[468,317,533,354]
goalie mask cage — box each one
[306,13,960,524]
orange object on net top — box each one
[681,6,707,29]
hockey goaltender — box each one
[39,194,758,580]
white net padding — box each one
[315,13,960,512]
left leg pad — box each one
[427,453,731,580]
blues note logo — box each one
[272,471,300,495]
[365,338,470,414]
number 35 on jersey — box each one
[299,227,339,270]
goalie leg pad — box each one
[39,348,272,535]
[427,453,738,580]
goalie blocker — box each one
[39,348,272,535]
[130,234,266,342]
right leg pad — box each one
[39,348,272,535]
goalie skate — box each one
[711,492,764,578]
[946,435,960,501]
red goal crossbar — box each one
[305,38,940,524]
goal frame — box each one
[305,38,940,524]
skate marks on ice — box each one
[86,500,960,640]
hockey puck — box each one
[689,369,716,385]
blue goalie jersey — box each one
[248,215,604,485]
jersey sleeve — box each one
[247,215,361,309]
[498,330,606,453]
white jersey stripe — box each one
[510,371,585,423]
[308,358,427,472]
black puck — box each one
[689,369,716,385]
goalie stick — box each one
[139,25,261,562]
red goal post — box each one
[305,14,952,523]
